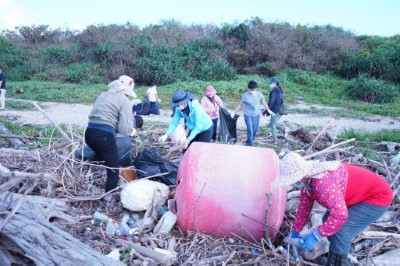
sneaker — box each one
[266,141,278,146]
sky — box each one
[0,0,399,37]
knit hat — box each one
[205,86,216,96]
[273,152,341,187]
[170,90,196,107]
[118,75,136,98]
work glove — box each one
[130,128,137,137]
[269,110,275,116]
[158,134,168,143]
[290,231,300,238]
[284,230,301,245]
[158,99,162,103]
[298,229,322,251]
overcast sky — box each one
[0,0,399,36]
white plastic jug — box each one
[170,124,187,145]
[153,211,177,234]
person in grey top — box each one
[234,80,273,146]
[85,75,135,193]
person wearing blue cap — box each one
[266,77,284,145]
[159,90,213,150]
[0,65,6,110]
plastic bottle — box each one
[105,219,116,237]
[119,214,131,236]
[153,211,177,234]
[93,211,109,222]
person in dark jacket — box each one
[266,77,284,145]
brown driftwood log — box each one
[0,193,123,266]
[290,127,331,151]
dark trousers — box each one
[85,128,119,192]
[211,118,218,141]
[150,101,157,115]
[184,124,214,153]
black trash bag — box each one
[133,147,177,185]
[75,134,133,166]
[140,96,151,115]
[132,103,142,114]
[218,107,239,144]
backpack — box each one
[279,94,288,115]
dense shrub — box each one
[344,75,398,103]
[0,37,31,80]
[43,45,72,64]
[335,36,400,83]
[1,20,399,84]
[62,62,103,83]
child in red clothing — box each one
[273,152,392,265]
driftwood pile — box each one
[1,116,400,265]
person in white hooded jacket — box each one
[85,75,135,192]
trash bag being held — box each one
[218,107,239,144]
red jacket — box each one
[293,163,392,237]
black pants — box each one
[184,124,214,153]
[149,101,157,115]
[211,118,218,141]
[85,128,119,192]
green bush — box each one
[32,72,50,81]
[344,75,398,103]
[0,36,30,80]
[43,46,71,64]
[62,62,102,83]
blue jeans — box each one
[244,115,260,146]
[322,202,388,256]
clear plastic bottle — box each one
[119,214,131,236]
[105,219,116,237]
[93,211,109,222]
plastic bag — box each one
[279,94,288,115]
[218,107,239,144]
[140,96,151,115]
[133,147,177,185]
[75,133,133,166]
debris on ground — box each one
[0,119,399,265]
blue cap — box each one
[269,77,280,84]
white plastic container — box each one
[170,124,187,145]
[153,211,177,234]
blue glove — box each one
[290,231,300,238]
[299,229,322,251]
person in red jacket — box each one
[273,152,392,265]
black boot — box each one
[325,252,352,266]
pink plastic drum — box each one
[172,142,286,241]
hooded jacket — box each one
[166,100,213,141]
[268,86,283,113]
[88,80,134,135]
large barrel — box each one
[172,142,286,241]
